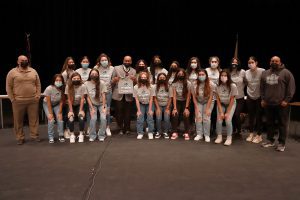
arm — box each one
[283,71,296,105]
[172,87,178,116]
[6,71,15,102]
[135,97,142,117]
[216,94,224,120]
[226,96,235,115]
[46,96,54,120]
[183,88,191,117]
[102,92,107,113]
[35,72,41,98]
[148,96,154,115]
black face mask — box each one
[123,63,131,68]
[231,64,238,68]
[68,64,76,70]
[157,79,166,84]
[72,80,81,86]
[178,76,185,80]
[140,79,148,84]
[271,63,279,69]
[90,75,99,81]
[20,61,29,68]
[170,67,178,72]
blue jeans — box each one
[105,92,112,125]
[89,105,107,140]
[43,102,64,139]
[216,101,236,136]
[137,104,154,135]
[156,105,170,133]
[195,102,214,137]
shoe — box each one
[137,134,143,140]
[119,130,124,135]
[70,134,76,143]
[261,141,275,148]
[194,135,203,141]
[78,132,84,143]
[171,133,178,140]
[49,138,54,144]
[246,133,254,142]
[64,129,70,139]
[89,137,95,142]
[148,133,154,140]
[155,132,161,139]
[99,137,105,142]
[163,133,169,139]
[204,136,210,143]
[276,144,286,152]
[183,133,190,141]
[86,127,90,136]
[58,136,65,143]
[215,135,222,144]
[224,136,232,146]
[31,137,41,142]
[125,131,131,135]
[252,135,263,144]
[106,127,112,136]
[17,139,25,145]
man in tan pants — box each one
[6,55,41,145]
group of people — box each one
[6,53,295,152]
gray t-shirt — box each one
[43,85,62,105]
[62,69,75,83]
[133,85,155,105]
[245,67,265,100]
[65,84,87,106]
[75,68,91,82]
[216,83,238,105]
[188,71,198,86]
[154,85,173,106]
[192,82,215,104]
[147,67,168,84]
[168,73,176,86]
[172,81,192,101]
[95,65,114,93]
[206,68,220,85]
[230,69,245,99]
[84,80,107,106]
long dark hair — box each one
[229,57,242,72]
[166,60,180,84]
[51,74,66,102]
[186,57,201,76]
[138,71,151,88]
[156,73,169,92]
[196,69,211,98]
[67,72,82,103]
[219,70,233,93]
[87,69,100,99]
[135,59,148,74]
[149,55,162,83]
[173,68,188,98]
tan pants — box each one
[12,100,39,140]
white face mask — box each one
[221,76,228,83]
[190,63,197,69]
[100,60,109,67]
[210,63,218,68]
[248,63,256,70]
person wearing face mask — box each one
[215,70,238,146]
[133,72,155,139]
[229,57,246,139]
[192,69,215,142]
[65,72,87,143]
[61,56,76,83]
[6,55,41,145]
[84,69,107,142]
[206,56,221,139]
[260,56,295,152]
[245,56,265,143]
[153,73,173,139]
[167,61,180,85]
[94,53,114,137]
[148,55,168,84]
[135,59,148,78]
[75,56,91,83]
[111,55,137,135]
[171,68,192,140]
[42,74,66,143]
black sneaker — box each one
[155,132,161,139]
[59,136,65,143]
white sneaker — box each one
[49,138,54,144]
[70,133,75,143]
[224,136,232,146]
[106,127,112,136]
[64,129,70,139]
[246,133,254,142]
[204,136,210,143]
[148,133,153,140]
[137,134,143,140]
[252,135,263,143]
[78,132,84,143]
[89,138,95,142]
[194,135,203,141]
[99,137,105,142]
[215,135,222,144]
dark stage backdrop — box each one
[0,0,299,100]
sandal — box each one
[171,132,178,140]
[183,133,190,140]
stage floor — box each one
[1,123,300,200]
